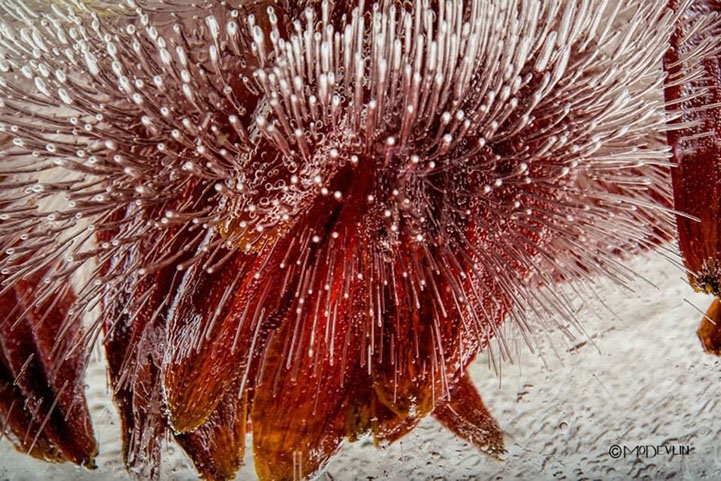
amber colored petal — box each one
[251,228,365,481]
[697,297,721,355]
[250,319,355,481]
[0,274,97,467]
[346,374,421,445]
[175,385,249,481]
[161,247,284,433]
[433,373,505,459]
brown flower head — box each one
[0,0,711,480]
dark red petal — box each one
[433,373,505,459]
[99,202,181,480]
[103,272,168,480]
[175,385,249,481]
[664,1,721,349]
[163,165,367,434]
[0,348,64,462]
[371,277,437,421]
[665,3,721,285]
[0,272,97,467]
[371,241,500,421]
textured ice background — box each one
[2,249,721,481]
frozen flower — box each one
[0,0,711,480]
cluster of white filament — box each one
[0,0,690,395]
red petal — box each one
[371,244,495,421]
[162,165,367,434]
[371,281,437,421]
[664,2,721,352]
[100,194,228,478]
[100,204,181,480]
[433,373,505,459]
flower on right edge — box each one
[664,0,721,355]
[1,1,716,480]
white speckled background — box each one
[1,249,720,481]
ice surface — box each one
[1,250,720,481]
